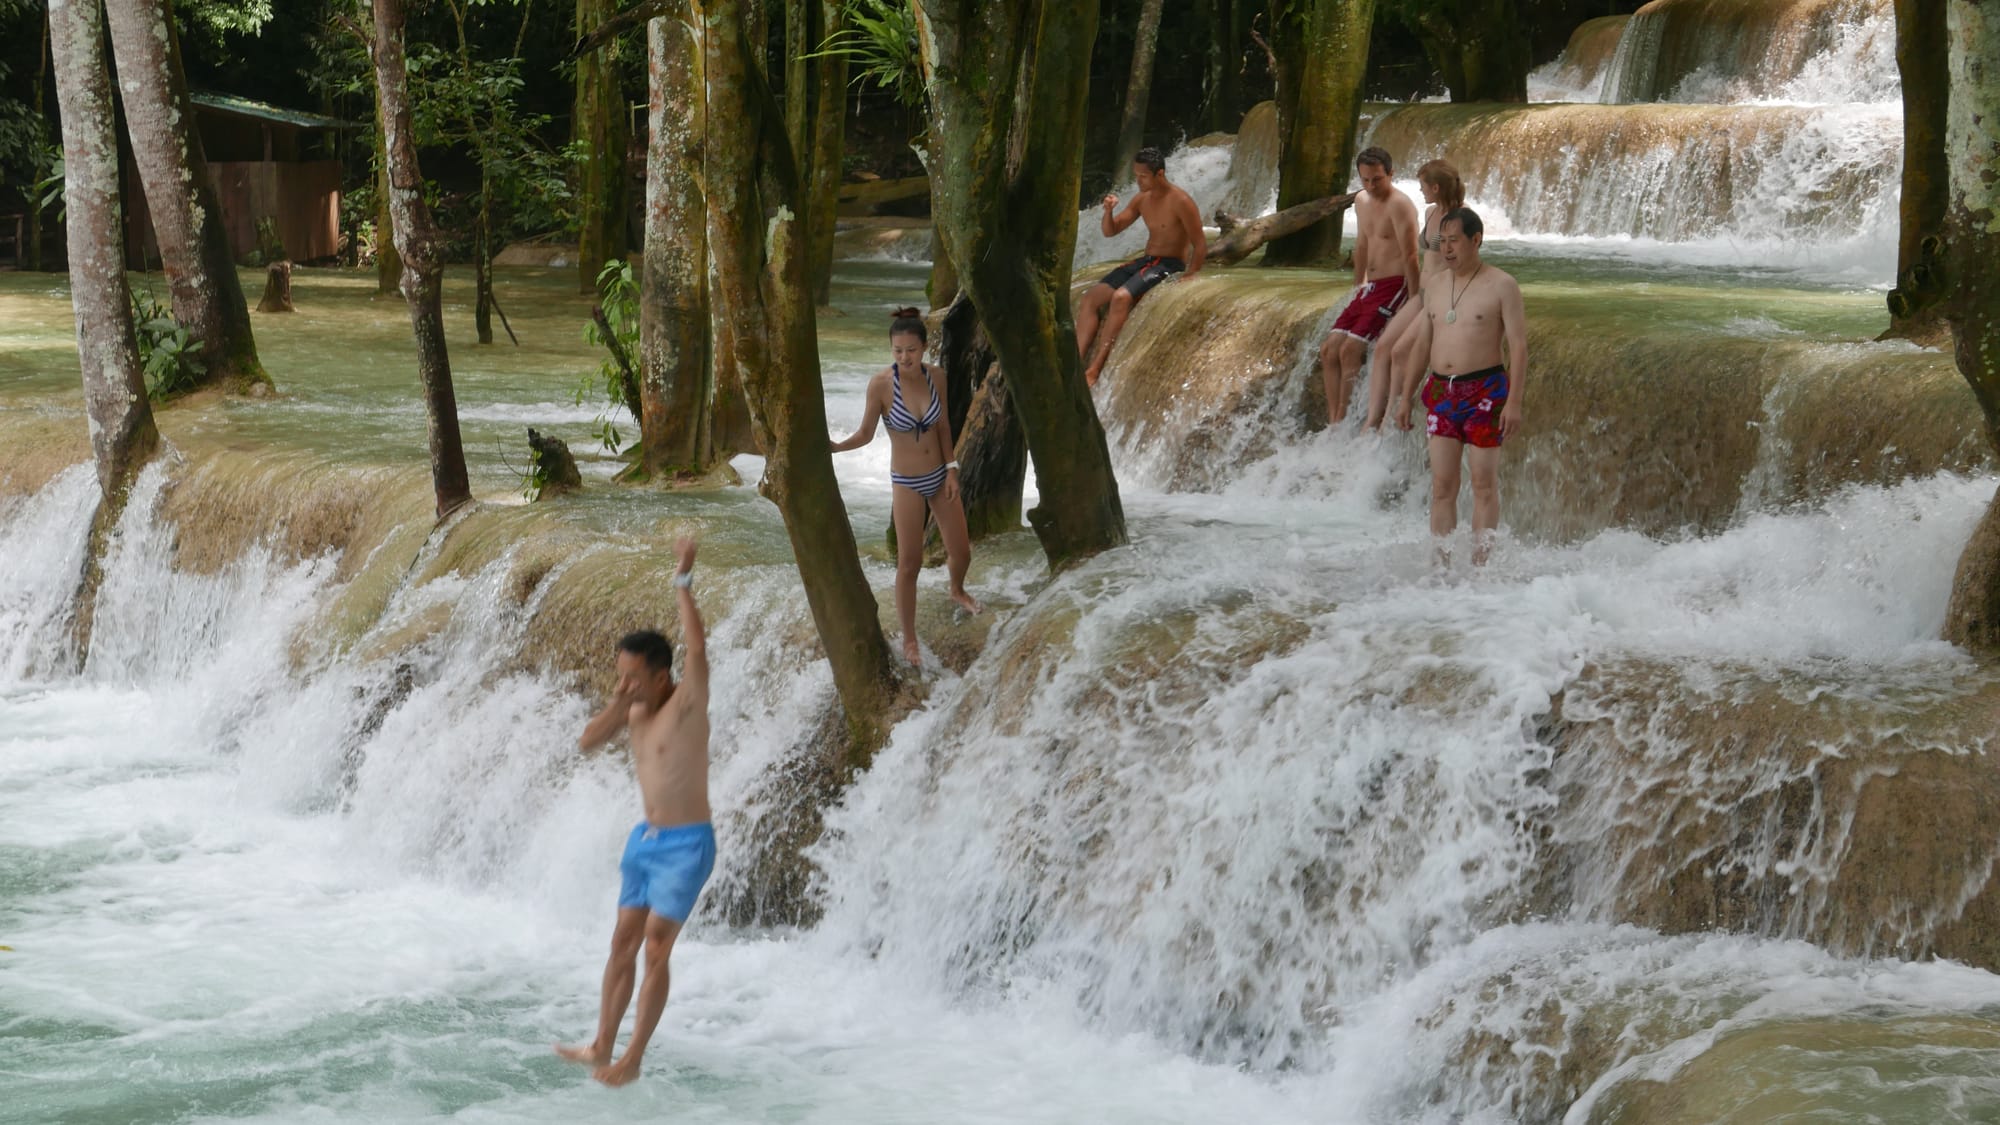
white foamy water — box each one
[8,422,2000,1120]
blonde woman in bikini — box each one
[1366,160,1465,432]
[831,307,982,666]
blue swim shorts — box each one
[617,821,716,923]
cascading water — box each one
[11,2,2000,1121]
[1357,0,1904,282]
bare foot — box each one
[555,1041,611,1067]
[1084,359,1105,387]
[593,1058,642,1087]
[950,589,984,616]
[902,638,921,665]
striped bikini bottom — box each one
[891,464,949,499]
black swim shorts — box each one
[1100,254,1187,301]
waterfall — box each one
[1359,100,1901,260]
[1595,0,1896,105]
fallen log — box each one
[1208,192,1356,266]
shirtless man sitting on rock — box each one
[1076,146,1207,386]
[1394,208,1527,565]
[1318,146,1420,428]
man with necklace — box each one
[1394,208,1527,565]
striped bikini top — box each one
[885,363,941,436]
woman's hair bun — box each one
[891,306,922,321]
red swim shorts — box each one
[1422,367,1509,448]
[1328,276,1409,344]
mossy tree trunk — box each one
[50,0,161,660]
[1265,0,1376,265]
[1112,0,1166,179]
[936,295,1025,541]
[783,0,847,306]
[914,0,1129,569]
[696,0,899,751]
[805,0,847,307]
[575,0,631,293]
[639,10,718,477]
[1888,0,1950,339]
[373,0,473,520]
[374,101,400,295]
[50,0,159,498]
[1941,0,2000,652]
[104,0,268,392]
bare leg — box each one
[892,484,927,664]
[1388,329,1424,428]
[1467,444,1502,565]
[594,913,683,1087]
[1075,283,1112,360]
[1318,332,1344,428]
[1428,434,1464,565]
[556,907,645,1067]
[1366,306,1415,430]
[929,489,982,615]
[1084,289,1136,386]
[1331,335,1367,425]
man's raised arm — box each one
[673,537,707,690]
[578,689,633,751]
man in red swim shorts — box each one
[1317,146,1420,427]
[1395,207,1527,565]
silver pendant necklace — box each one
[1446,264,1482,324]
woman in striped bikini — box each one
[831,307,983,665]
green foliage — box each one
[31,146,63,222]
[577,258,638,453]
[817,0,924,109]
[521,445,552,501]
[130,288,206,401]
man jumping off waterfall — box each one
[1393,208,1526,566]
[1318,146,1420,428]
[556,537,716,1087]
[1076,145,1207,387]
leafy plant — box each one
[130,288,206,400]
[816,0,924,108]
[577,258,639,453]
[31,147,65,223]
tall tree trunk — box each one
[1888,0,1950,339]
[50,0,158,498]
[29,9,47,272]
[104,0,268,392]
[915,0,1129,569]
[1456,0,1529,101]
[785,0,810,160]
[374,101,400,295]
[575,0,631,293]
[639,11,717,477]
[475,186,495,344]
[50,0,161,662]
[1265,0,1376,265]
[805,0,847,306]
[1220,0,1247,129]
[1942,0,2000,652]
[1112,0,1167,179]
[373,0,474,520]
[697,0,899,750]
[935,295,1025,540]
